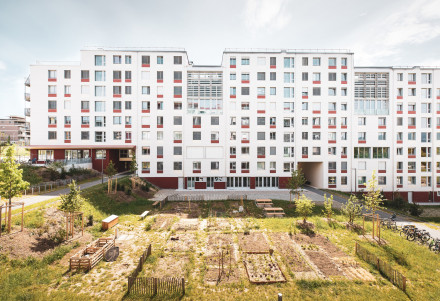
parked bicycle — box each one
[406,228,431,243]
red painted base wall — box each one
[279,177,290,189]
[143,177,178,189]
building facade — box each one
[0,115,30,145]
[26,48,440,202]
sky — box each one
[1,0,440,118]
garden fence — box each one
[355,242,406,291]
[127,244,185,296]
[22,174,97,196]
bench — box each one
[102,215,119,230]
[140,211,150,219]
[255,199,274,208]
[263,207,285,218]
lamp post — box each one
[351,168,357,195]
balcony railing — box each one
[25,76,30,87]
[55,158,92,165]
[354,108,389,115]
[24,108,30,117]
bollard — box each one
[278,293,282,301]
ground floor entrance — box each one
[297,162,324,188]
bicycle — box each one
[407,228,431,243]
[428,238,440,253]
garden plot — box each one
[151,215,177,231]
[171,218,200,231]
[243,253,286,283]
[162,202,201,218]
[238,232,270,253]
[146,255,189,278]
[206,218,233,231]
[165,233,197,252]
[204,265,241,285]
[268,233,314,275]
[205,233,236,265]
[293,233,374,280]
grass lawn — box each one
[1,180,440,300]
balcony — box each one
[24,108,30,117]
[354,108,389,115]
[25,93,30,101]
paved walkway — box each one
[17,173,127,207]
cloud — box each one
[352,0,440,65]
[0,61,6,70]
[243,0,291,33]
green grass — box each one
[3,182,440,300]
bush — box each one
[124,185,132,196]
[408,203,423,216]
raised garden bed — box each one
[171,218,199,231]
[69,237,115,271]
[243,253,286,283]
[151,215,176,231]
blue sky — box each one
[1,0,440,118]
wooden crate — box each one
[69,237,115,271]
[102,215,119,230]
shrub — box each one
[296,194,315,223]
[408,203,423,217]
[341,195,362,224]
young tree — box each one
[296,194,315,223]
[58,180,86,213]
[105,160,117,194]
[288,168,306,202]
[341,195,363,224]
[363,171,383,215]
[0,146,30,232]
[129,151,138,175]
[322,194,334,220]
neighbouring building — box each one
[25,47,440,202]
[0,115,30,145]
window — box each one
[64,116,71,125]
[302,57,308,66]
[174,162,182,170]
[341,58,347,67]
[48,85,56,94]
[230,57,236,66]
[125,55,131,64]
[81,70,89,81]
[270,57,276,66]
[174,56,182,64]
[257,87,265,96]
[48,100,57,110]
[141,86,151,95]
[312,147,321,155]
[284,87,294,98]
[313,57,321,66]
[270,87,276,95]
[142,162,150,172]
[112,131,122,140]
[354,147,371,158]
[257,72,266,80]
[95,86,106,96]
[408,88,416,96]
[174,147,182,155]
[95,131,106,142]
[211,161,220,170]
[142,55,150,66]
[157,56,164,64]
[257,117,265,125]
[408,73,416,82]
[284,57,294,68]
[328,58,336,67]
[241,58,250,65]
[113,55,121,64]
[328,88,336,96]
[284,72,294,83]
[230,73,236,80]
[257,132,265,140]
[95,55,105,66]
[328,73,336,81]
[193,162,201,170]
[193,132,201,140]
[94,101,105,112]
[270,72,276,81]
[422,73,432,84]
[313,87,321,96]
[48,70,57,79]
[241,87,250,95]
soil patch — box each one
[304,251,344,277]
[269,232,312,272]
[238,232,270,253]
[162,202,201,218]
[243,253,286,283]
[207,218,233,231]
[205,233,236,265]
[171,218,199,231]
[151,215,176,231]
[148,255,189,278]
[165,233,197,252]
[204,266,241,285]
[293,233,346,257]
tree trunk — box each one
[7,197,11,233]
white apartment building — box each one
[25,48,440,202]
